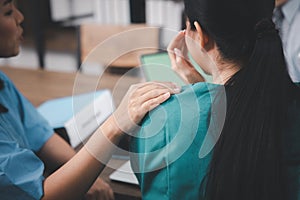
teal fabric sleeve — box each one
[130,83,224,200]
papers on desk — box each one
[109,160,139,185]
[38,90,114,148]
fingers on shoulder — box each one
[130,82,180,95]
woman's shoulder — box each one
[182,82,222,95]
[168,82,221,99]
[143,82,223,126]
[159,82,223,110]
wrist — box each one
[83,116,122,166]
[100,115,123,144]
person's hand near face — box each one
[167,28,205,84]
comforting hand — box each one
[112,81,181,134]
[168,30,204,84]
[84,178,114,200]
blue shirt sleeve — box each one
[0,140,45,200]
[0,71,54,199]
[16,87,54,151]
[0,72,54,151]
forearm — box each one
[41,81,179,199]
[37,133,76,173]
[42,116,122,200]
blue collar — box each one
[281,0,300,24]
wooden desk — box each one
[0,66,142,107]
[0,66,142,200]
[80,24,159,69]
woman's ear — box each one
[194,21,211,50]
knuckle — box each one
[159,93,169,101]
[130,84,139,90]
[141,102,150,111]
[132,107,138,114]
[176,59,183,65]
[152,90,160,96]
[171,64,178,70]
[128,98,134,105]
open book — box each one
[109,160,139,185]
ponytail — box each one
[203,19,294,200]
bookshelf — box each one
[30,0,184,69]
[49,0,184,28]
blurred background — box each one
[0,0,185,74]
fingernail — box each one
[173,88,181,93]
[163,92,171,98]
[174,48,182,56]
[172,83,181,93]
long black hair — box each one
[184,0,298,199]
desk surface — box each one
[0,66,142,199]
[0,66,142,107]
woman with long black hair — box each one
[131,0,300,199]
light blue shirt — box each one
[276,0,300,82]
[0,71,54,199]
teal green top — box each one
[130,82,300,200]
